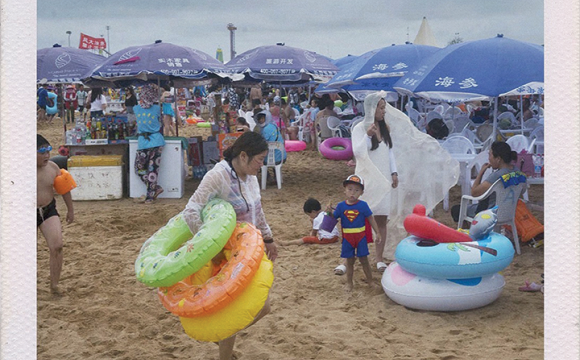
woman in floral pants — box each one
[133,84,165,203]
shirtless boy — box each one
[37,134,74,293]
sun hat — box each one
[343,174,364,189]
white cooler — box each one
[68,155,124,200]
[129,139,186,199]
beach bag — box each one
[514,199,544,242]
[516,150,534,177]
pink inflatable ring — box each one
[319,137,353,160]
[285,140,306,152]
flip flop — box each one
[334,264,346,276]
[518,281,543,292]
[376,262,388,272]
[152,187,164,200]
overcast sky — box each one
[37,0,544,61]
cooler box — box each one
[68,155,124,200]
[129,139,186,199]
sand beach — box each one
[37,120,544,360]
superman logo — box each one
[344,209,359,222]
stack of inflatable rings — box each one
[135,198,274,341]
[381,233,515,312]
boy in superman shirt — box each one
[329,175,382,292]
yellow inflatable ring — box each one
[158,222,264,317]
[135,198,236,287]
[179,253,274,342]
[54,168,77,195]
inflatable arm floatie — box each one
[54,169,77,195]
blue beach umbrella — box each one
[393,35,544,103]
[393,35,544,136]
[326,43,439,101]
[225,43,339,84]
[332,54,359,68]
[88,40,233,86]
[37,44,106,83]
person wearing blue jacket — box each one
[255,110,286,165]
[133,83,166,203]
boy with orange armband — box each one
[279,198,340,246]
[37,134,75,294]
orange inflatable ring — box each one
[158,222,264,317]
[54,168,77,195]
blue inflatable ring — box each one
[395,232,515,279]
[46,91,58,115]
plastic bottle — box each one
[533,155,542,178]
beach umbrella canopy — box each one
[225,43,339,84]
[37,44,106,84]
[393,35,544,103]
[332,54,359,67]
[325,43,439,101]
[87,40,234,86]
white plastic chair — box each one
[529,126,544,154]
[441,136,476,155]
[441,136,476,210]
[497,111,518,129]
[326,116,343,138]
[451,115,472,133]
[444,120,455,135]
[460,127,492,153]
[434,104,446,114]
[506,135,530,153]
[457,178,527,255]
[407,107,426,131]
[349,116,364,132]
[245,112,257,131]
[444,106,464,121]
[426,110,443,123]
[261,142,284,190]
[464,150,493,192]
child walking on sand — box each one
[328,175,382,292]
[37,134,74,294]
[279,198,340,246]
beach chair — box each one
[261,142,284,190]
[326,116,344,138]
[457,178,527,254]
[441,136,476,210]
[506,134,530,153]
[529,126,544,154]
[444,106,464,121]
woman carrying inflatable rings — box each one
[182,131,278,360]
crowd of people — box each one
[37,79,539,359]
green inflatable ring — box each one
[135,198,236,287]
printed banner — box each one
[79,33,107,50]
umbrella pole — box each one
[174,86,179,137]
[519,95,524,135]
[157,78,163,135]
[492,97,498,140]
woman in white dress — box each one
[351,91,460,269]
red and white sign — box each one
[79,33,107,50]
